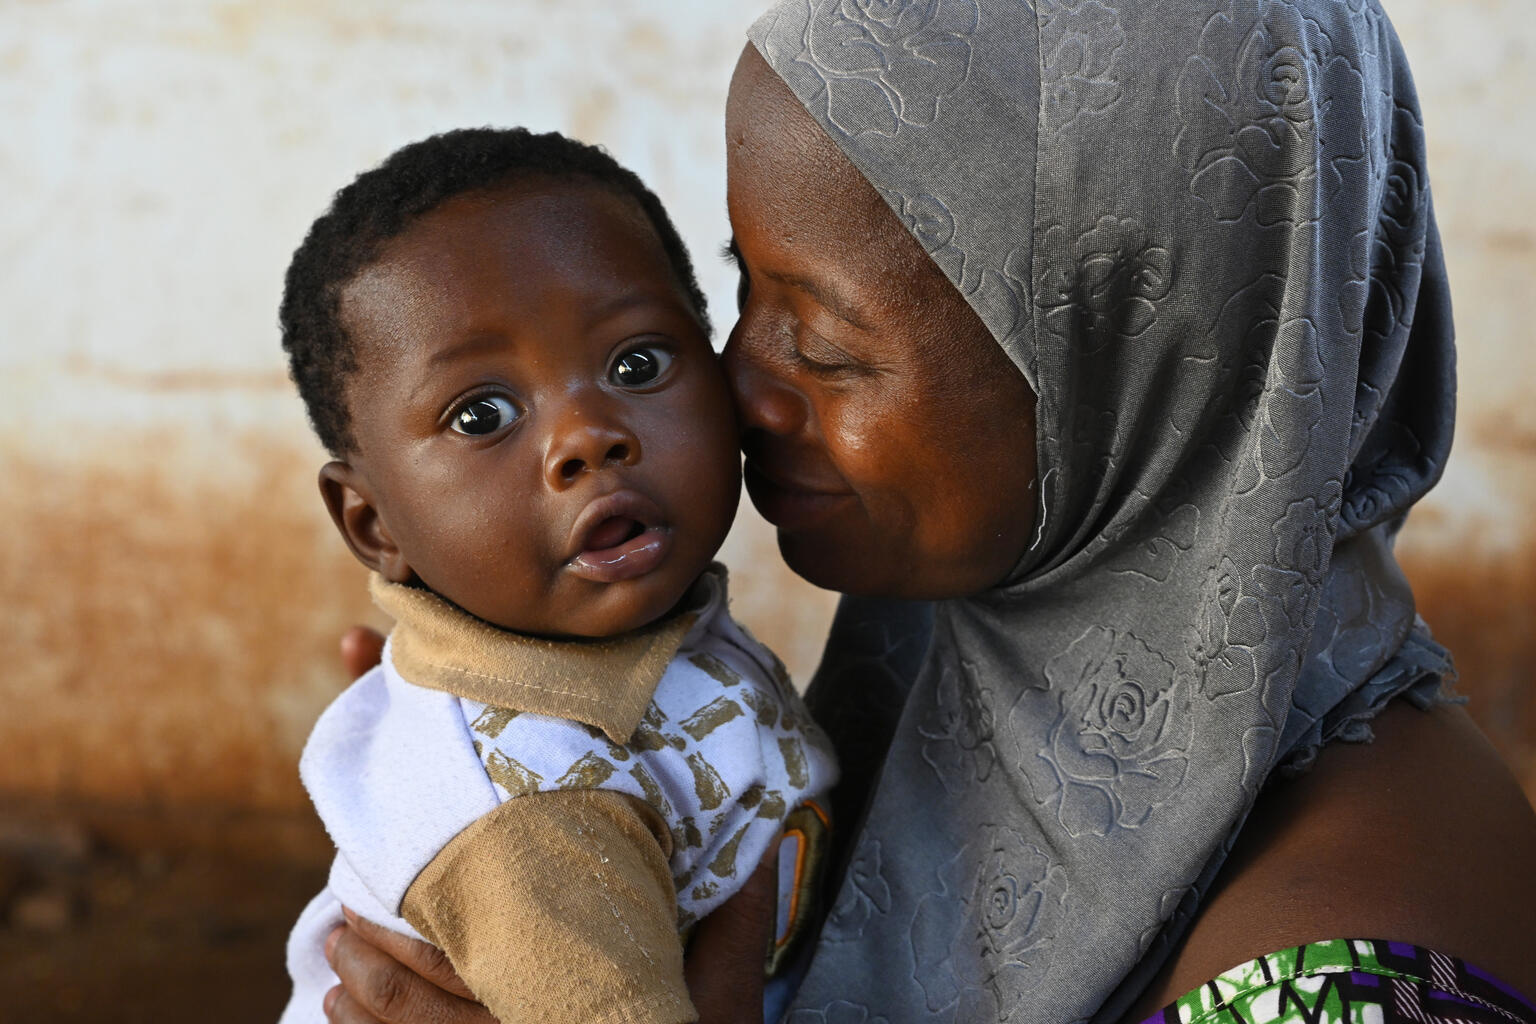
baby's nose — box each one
[544,411,640,487]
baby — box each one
[277,128,837,1024]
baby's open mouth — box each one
[566,492,673,584]
[582,516,649,553]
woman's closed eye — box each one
[448,394,520,436]
[609,343,675,389]
[793,331,869,378]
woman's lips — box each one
[742,460,854,529]
[566,490,673,584]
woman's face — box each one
[723,46,1039,600]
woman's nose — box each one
[543,401,640,489]
[722,320,808,438]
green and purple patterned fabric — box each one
[1141,940,1536,1024]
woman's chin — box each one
[775,527,1019,601]
[774,529,933,600]
[774,528,873,595]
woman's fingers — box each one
[322,986,388,1024]
[324,913,492,1024]
[340,626,386,680]
[343,910,479,999]
[684,845,776,1024]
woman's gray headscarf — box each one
[748,1,1456,1020]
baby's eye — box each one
[449,395,519,436]
[610,345,674,389]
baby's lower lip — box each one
[566,525,672,583]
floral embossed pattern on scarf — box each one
[749,0,1461,1019]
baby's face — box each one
[335,181,740,637]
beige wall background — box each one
[2,0,1532,831]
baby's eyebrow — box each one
[427,332,511,369]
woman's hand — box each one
[341,626,386,679]
[684,847,777,1024]
[323,910,492,1024]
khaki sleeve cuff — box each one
[401,789,696,1024]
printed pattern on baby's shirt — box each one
[462,618,837,929]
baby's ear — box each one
[318,461,413,583]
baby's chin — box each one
[558,578,703,639]
[448,560,709,640]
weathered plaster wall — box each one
[1,0,1531,819]
[1375,0,1536,797]
[0,0,831,819]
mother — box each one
[322,1,1536,1020]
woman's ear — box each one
[318,461,414,583]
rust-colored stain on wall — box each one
[4,428,1529,814]
[0,434,376,812]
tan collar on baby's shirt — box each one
[368,567,723,745]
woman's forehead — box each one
[726,46,825,150]
[726,47,915,268]
[726,49,852,192]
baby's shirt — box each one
[280,566,838,1024]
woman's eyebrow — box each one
[720,237,875,332]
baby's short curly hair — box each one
[280,127,710,456]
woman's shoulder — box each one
[1126,699,1536,1019]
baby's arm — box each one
[401,788,694,1024]
[322,855,779,1024]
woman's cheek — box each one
[836,400,930,534]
